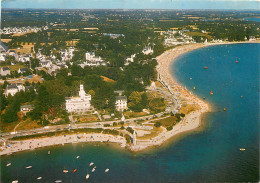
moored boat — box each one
[37,177,42,180]
[240,148,246,151]
[105,168,109,173]
[86,174,90,180]
[73,169,77,173]
[89,162,94,167]
[210,91,213,95]
[25,166,32,169]
[6,163,11,167]
[204,66,208,69]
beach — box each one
[0,133,126,156]
[130,43,211,151]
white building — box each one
[65,85,92,113]
[18,54,31,62]
[0,53,6,62]
[142,47,153,55]
[115,96,128,111]
[0,67,11,76]
[5,83,25,96]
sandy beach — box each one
[130,43,211,151]
[0,133,126,156]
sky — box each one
[1,0,260,10]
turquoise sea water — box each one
[1,43,259,182]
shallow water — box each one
[1,43,259,182]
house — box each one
[40,61,52,68]
[18,54,31,62]
[125,54,136,66]
[20,104,34,112]
[65,84,92,113]
[142,47,153,55]
[115,96,128,111]
[5,83,25,96]
[8,50,19,61]
[0,42,9,53]
[0,53,6,62]
[18,68,28,74]
[0,67,11,76]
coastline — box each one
[1,41,259,156]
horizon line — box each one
[2,8,260,11]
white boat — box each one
[55,180,62,183]
[37,177,42,180]
[48,151,51,154]
[240,148,246,151]
[63,169,69,173]
[12,181,18,183]
[25,166,32,169]
[6,163,11,167]
[105,168,109,173]
[86,174,90,180]
[89,162,94,167]
[91,168,95,172]
[76,156,80,159]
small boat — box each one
[37,177,42,180]
[193,86,196,90]
[210,91,213,95]
[92,168,96,172]
[223,108,226,111]
[236,58,239,63]
[190,78,192,80]
[204,66,208,69]
[76,156,80,159]
[48,151,50,154]
[63,169,69,173]
[25,166,32,169]
[12,181,18,183]
[55,180,62,183]
[89,162,94,167]
[241,96,243,98]
[6,163,11,167]
[86,174,90,180]
[240,148,246,151]
[73,169,77,173]
[105,168,109,173]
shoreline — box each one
[1,41,259,156]
[0,133,126,156]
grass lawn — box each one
[0,121,20,133]
[137,126,164,140]
[179,104,200,115]
[16,120,42,131]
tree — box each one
[154,121,162,128]
[128,91,142,107]
[88,89,95,97]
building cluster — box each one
[163,30,195,46]
[35,47,74,75]
[103,33,125,39]
[79,51,107,68]
[0,26,48,35]
[65,85,128,113]
[4,83,34,96]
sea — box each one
[244,17,260,22]
[1,43,259,182]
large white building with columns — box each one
[65,85,92,113]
